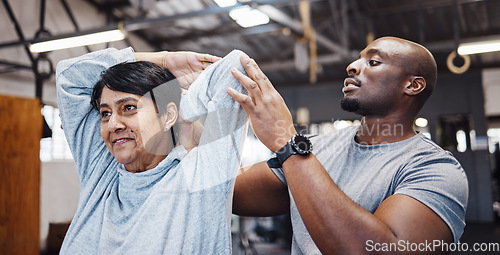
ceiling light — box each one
[415,117,428,128]
[229,6,270,28]
[214,0,237,7]
[457,39,500,55]
[29,29,126,53]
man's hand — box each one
[227,55,296,152]
[134,51,221,89]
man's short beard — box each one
[340,98,360,112]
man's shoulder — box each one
[400,134,466,181]
[413,134,462,164]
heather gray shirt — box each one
[56,48,249,254]
[270,125,468,254]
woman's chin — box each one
[113,154,135,165]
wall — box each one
[424,71,492,221]
[482,67,500,117]
[40,161,79,252]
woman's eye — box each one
[100,111,111,119]
[124,105,137,112]
[368,60,380,66]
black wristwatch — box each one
[276,134,313,166]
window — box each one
[488,128,500,153]
[40,105,73,161]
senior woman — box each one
[56,47,249,254]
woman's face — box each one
[98,87,168,172]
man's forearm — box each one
[282,154,398,254]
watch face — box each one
[293,134,312,154]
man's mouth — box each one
[344,77,361,88]
[343,77,361,93]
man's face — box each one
[342,38,410,116]
[98,87,165,168]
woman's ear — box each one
[164,102,178,131]
[405,76,426,96]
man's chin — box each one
[340,98,360,112]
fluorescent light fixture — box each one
[214,0,237,7]
[30,29,126,53]
[415,117,428,128]
[458,39,500,55]
[229,6,270,28]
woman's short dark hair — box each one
[91,61,181,117]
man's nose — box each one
[108,114,126,132]
[346,59,361,76]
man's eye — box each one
[368,60,380,66]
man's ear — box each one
[164,102,178,130]
[405,76,426,96]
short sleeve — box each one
[394,152,468,243]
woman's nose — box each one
[346,59,361,76]
[108,114,126,132]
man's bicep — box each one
[374,194,453,246]
[233,161,290,216]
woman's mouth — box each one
[113,138,132,146]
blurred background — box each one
[1,0,500,254]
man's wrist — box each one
[275,134,313,166]
[271,132,297,153]
[282,152,311,168]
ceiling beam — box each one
[0,0,313,50]
[363,0,487,16]
[153,24,283,46]
[0,60,32,71]
[259,52,358,71]
[257,4,355,57]
[1,0,35,63]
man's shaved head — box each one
[342,37,438,117]
[372,37,437,101]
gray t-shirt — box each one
[270,125,468,254]
[56,48,249,254]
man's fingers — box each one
[240,55,273,93]
[231,67,262,103]
[227,87,255,113]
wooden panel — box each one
[0,95,41,255]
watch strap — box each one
[276,142,296,166]
[267,157,281,169]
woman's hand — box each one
[227,55,296,152]
[176,89,203,151]
[134,51,221,89]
